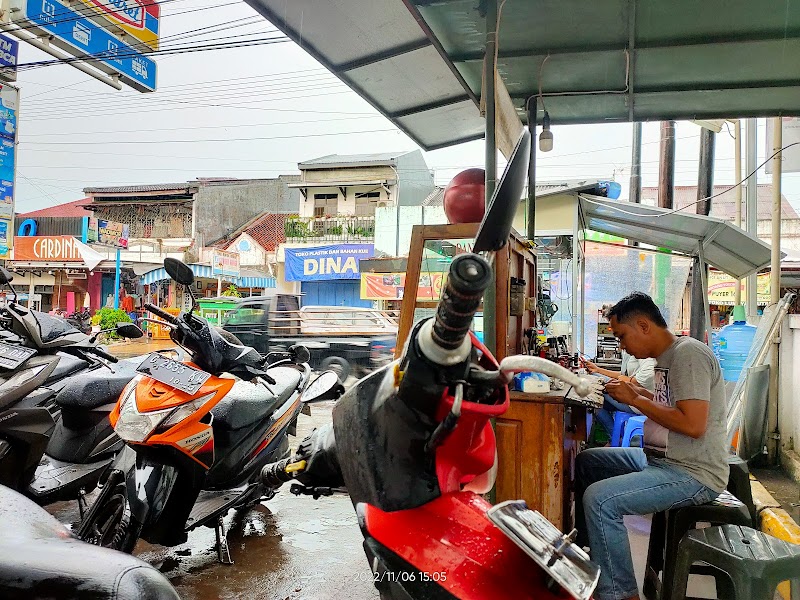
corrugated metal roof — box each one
[84,182,199,194]
[299,151,412,169]
[246,0,800,151]
[640,185,798,221]
[17,198,91,218]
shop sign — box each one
[87,217,129,248]
[361,272,446,301]
[211,249,240,278]
[12,0,157,92]
[0,34,19,82]
[13,235,84,261]
[707,270,770,305]
[76,0,160,52]
[285,244,374,282]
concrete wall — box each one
[194,177,302,248]
[396,150,435,206]
[227,232,270,267]
[298,184,393,218]
[299,165,396,185]
[779,314,800,456]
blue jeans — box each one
[596,393,638,439]
[575,447,718,600]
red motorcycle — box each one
[261,130,600,600]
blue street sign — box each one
[0,34,19,75]
[21,0,156,92]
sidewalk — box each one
[107,337,176,359]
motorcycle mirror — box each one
[116,322,144,339]
[164,258,195,286]
[302,370,345,404]
[0,266,13,284]
[473,128,531,254]
[289,344,311,364]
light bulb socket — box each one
[542,110,551,130]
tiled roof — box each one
[17,198,91,218]
[210,213,289,252]
[640,184,798,220]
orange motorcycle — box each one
[78,259,333,563]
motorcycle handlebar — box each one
[144,303,178,325]
[431,254,492,351]
[89,346,119,364]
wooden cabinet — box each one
[496,391,588,531]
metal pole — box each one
[526,96,537,241]
[734,120,743,306]
[113,248,121,310]
[691,127,715,340]
[745,119,758,318]
[483,0,498,359]
[629,122,643,203]
[767,117,782,464]
[658,121,676,209]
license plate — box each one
[136,353,211,395]
[0,342,36,370]
[486,501,599,600]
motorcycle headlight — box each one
[159,393,216,429]
[115,382,173,443]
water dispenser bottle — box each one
[717,305,757,382]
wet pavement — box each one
[48,398,379,600]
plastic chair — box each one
[621,415,646,447]
[610,411,635,446]
[670,525,800,600]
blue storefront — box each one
[285,244,373,308]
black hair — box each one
[606,291,668,328]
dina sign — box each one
[284,244,374,282]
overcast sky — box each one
[12,0,800,214]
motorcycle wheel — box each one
[79,480,141,553]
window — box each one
[314,193,338,217]
[355,191,381,216]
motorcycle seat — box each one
[212,366,302,430]
[49,352,90,382]
[55,358,139,410]
[0,484,180,600]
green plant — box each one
[90,314,101,327]
[93,307,132,339]
[285,220,309,238]
[327,224,343,235]
[221,285,242,297]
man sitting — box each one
[575,292,728,600]
[585,350,656,443]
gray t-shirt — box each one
[644,336,729,492]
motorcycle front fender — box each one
[125,454,179,527]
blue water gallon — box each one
[711,331,721,360]
[717,305,757,382]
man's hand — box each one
[604,380,640,405]
[585,360,600,374]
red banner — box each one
[361,272,445,301]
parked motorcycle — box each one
[260,130,600,600]
[78,258,314,563]
[0,482,180,600]
[0,267,146,506]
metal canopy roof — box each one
[578,197,774,280]
[246,0,800,150]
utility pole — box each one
[658,121,676,209]
[690,126,715,343]
[630,122,642,203]
[482,0,498,358]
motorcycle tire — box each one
[78,479,141,553]
[320,356,350,382]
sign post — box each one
[211,249,240,297]
[0,83,17,261]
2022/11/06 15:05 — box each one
[354,571,447,583]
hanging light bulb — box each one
[539,110,553,152]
